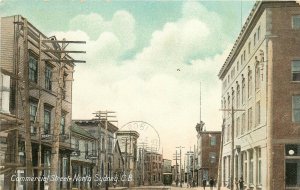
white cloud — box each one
[69,11,135,52]
[50,1,232,159]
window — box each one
[292,60,300,81]
[241,55,243,65]
[255,64,261,90]
[75,139,79,150]
[29,54,38,83]
[243,152,248,183]
[45,64,52,90]
[231,68,235,79]
[44,150,51,177]
[44,108,51,134]
[254,33,257,45]
[62,73,68,99]
[237,61,239,71]
[60,115,65,135]
[241,113,246,135]
[236,117,240,137]
[248,69,253,98]
[85,142,88,158]
[249,150,254,184]
[243,50,246,61]
[248,42,251,54]
[257,26,261,41]
[285,144,300,187]
[210,136,216,146]
[209,152,217,163]
[248,107,253,131]
[257,148,262,185]
[30,101,37,134]
[237,84,240,108]
[232,89,235,108]
[292,96,300,123]
[256,101,261,125]
[226,125,229,142]
[242,78,245,104]
[292,15,300,29]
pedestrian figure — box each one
[202,179,207,190]
[239,176,244,190]
[235,177,239,190]
[209,177,214,190]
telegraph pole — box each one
[45,38,85,190]
[176,146,184,187]
[219,106,244,190]
[22,18,34,190]
[173,150,180,186]
[93,110,117,190]
[217,119,225,190]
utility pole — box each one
[173,150,180,186]
[22,18,34,190]
[93,110,117,190]
[44,38,85,190]
[217,119,225,190]
[219,106,244,190]
[176,146,184,187]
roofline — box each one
[73,119,119,133]
[218,1,298,79]
[199,131,221,134]
[116,130,140,138]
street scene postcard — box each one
[0,0,300,190]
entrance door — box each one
[286,162,297,186]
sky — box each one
[0,0,255,160]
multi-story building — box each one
[0,15,75,190]
[73,119,124,187]
[144,151,163,186]
[184,150,194,183]
[70,123,97,190]
[218,1,300,189]
[195,123,221,187]
[116,130,139,186]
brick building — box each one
[218,1,300,189]
[0,15,75,190]
[144,151,163,186]
[195,123,221,187]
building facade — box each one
[0,15,75,190]
[70,123,97,190]
[143,151,163,186]
[195,125,221,187]
[218,1,300,189]
[116,130,139,187]
[73,119,123,187]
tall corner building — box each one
[218,1,300,190]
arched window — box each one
[255,63,261,90]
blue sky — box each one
[0,0,255,159]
